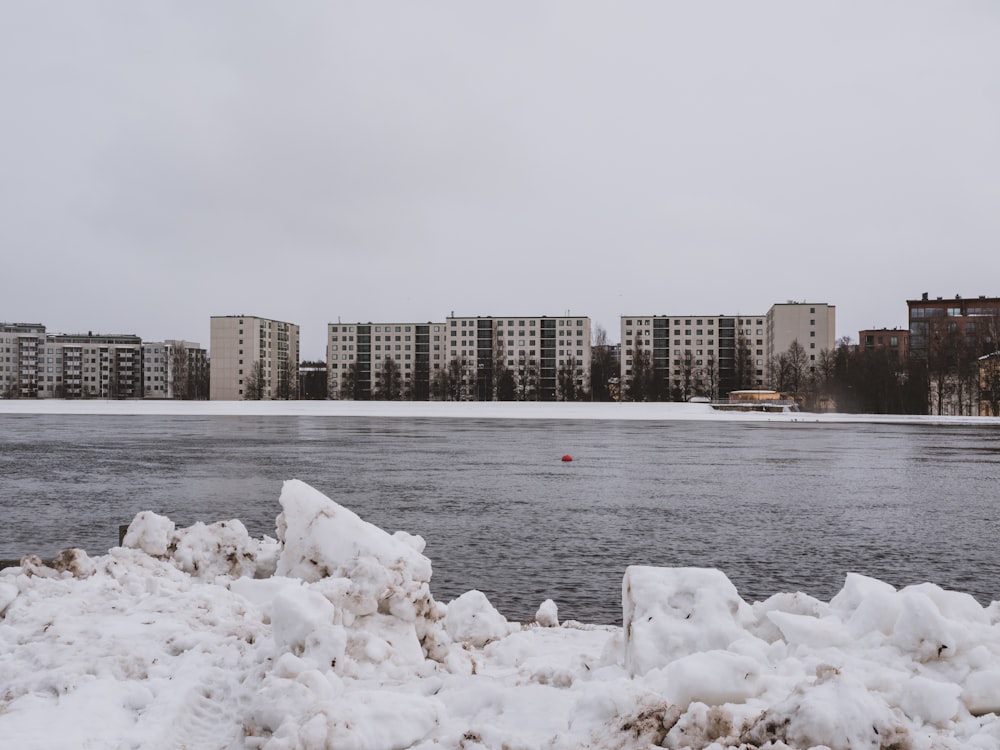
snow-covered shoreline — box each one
[2,398,1000,426]
[2,480,998,749]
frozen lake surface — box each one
[2,401,998,623]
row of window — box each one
[452,319,585,327]
[625,318,766,327]
[328,325,445,334]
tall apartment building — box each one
[210,316,300,400]
[620,314,766,399]
[446,315,591,401]
[142,340,208,399]
[621,303,835,399]
[0,323,46,398]
[766,302,836,369]
[327,321,445,400]
[45,332,144,398]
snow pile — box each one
[1,480,999,749]
[123,511,278,580]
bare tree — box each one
[170,345,190,400]
[439,356,472,401]
[495,368,516,400]
[557,356,581,401]
[704,352,720,401]
[338,361,362,400]
[192,357,210,400]
[375,356,403,400]
[514,353,540,401]
[277,357,299,400]
[491,331,511,401]
[626,341,653,401]
[589,325,617,401]
[784,340,809,399]
[244,360,264,400]
[734,330,754,391]
[291,357,301,399]
[431,366,448,401]
[675,350,697,402]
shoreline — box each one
[2,398,998,425]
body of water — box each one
[1,414,998,623]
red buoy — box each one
[561,454,573,462]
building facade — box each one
[907,294,1000,360]
[210,316,300,400]
[142,340,208,399]
[979,352,1000,416]
[1,323,46,398]
[328,315,591,400]
[859,328,909,362]
[621,303,835,400]
[44,333,144,399]
[446,315,591,401]
[327,321,445,400]
[620,314,767,400]
[765,302,837,373]
[907,294,1000,415]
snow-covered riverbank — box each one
[2,480,998,749]
[3,398,999,426]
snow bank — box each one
[2,479,999,750]
[4,396,1000,426]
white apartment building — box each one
[766,302,837,369]
[327,321,446,400]
[143,340,208,399]
[620,314,767,400]
[0,323,46,398]
[210,316,300,400]
[621,302,836,399]
[446,315,591,401]
[44,332,144,399]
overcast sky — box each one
[2,2,998,360]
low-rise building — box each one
[859,328,909,362]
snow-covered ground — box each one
[2,397,1000,425]
[2,479,999,749]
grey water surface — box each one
[1,414,998,624]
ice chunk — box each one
[646,649,762,707]
[275,479,432,586]
[535,599,559,628]
[963,669,1000,716]
[446,590,513,647]
[271,585,346,671]
[0,580,17,615]
[122,511,175,557]
[622,566,755,675]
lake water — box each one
[1,414,998,624]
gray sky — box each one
[2,2,998,361]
